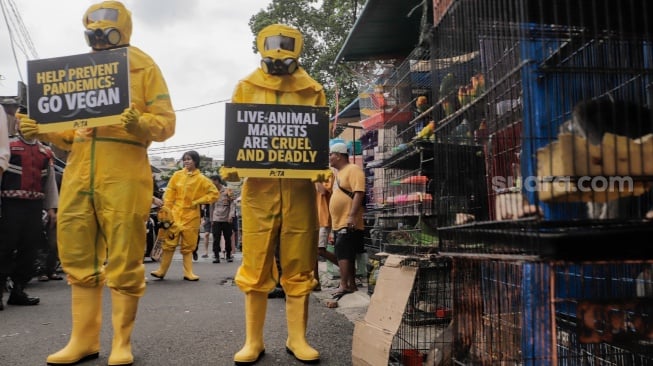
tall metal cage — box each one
[364,47,440,255]
[426,0,653,364]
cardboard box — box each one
[352,255,417,366]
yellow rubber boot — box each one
[150,250,173,279]
[285,295,319,363]
[234,291,267,364]
[108,289,139,366]
[182,253,199,281]
[46,285,103,365]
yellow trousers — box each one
[235,178,318,296]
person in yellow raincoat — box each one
[19,2,175,365]
[230,23,326,365]
[150,150,218,281]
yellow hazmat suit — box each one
[232,24,325,364]
[19,2,175,365]
[150,165,218,281]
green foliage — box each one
[248,0,363,118]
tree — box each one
[248,0,364,126]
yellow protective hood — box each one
[257,24,303,61]
[83,1,132,47]
[242,67,324,93]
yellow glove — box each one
[17,113,40,140]
[120,103,143,133]
[157,206,174,225]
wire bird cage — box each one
[362,47,442,255]
[424,0,653,364]
[389,256,454,366]
[431,0,653,250]
[452,258,653,365]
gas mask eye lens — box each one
[87,8,119,22]
[264,35,295,52]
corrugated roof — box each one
[331,97,361,137]
[331,97,360,122]
[335,0,426,62]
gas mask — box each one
[260,57,298,75]
[84,27,121,47]
[256,24,303,75]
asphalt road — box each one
[0,253,358,366]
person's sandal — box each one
[38,275,49,282]
[48,274,64,280]
[331,288,353,300]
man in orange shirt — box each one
[313,170,338,291]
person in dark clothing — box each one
[209,175,235,263]
[0,104,58,309]
[38,208,63,282]
[193,204,211,261]
[38,169,63,282]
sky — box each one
[0,0,272,160]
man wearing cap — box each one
[328,142,365,300]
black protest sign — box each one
[224,103,330,178]
[27,49,130,132]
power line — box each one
[1,0,38,83]
[6,0,37,58]
[148,140,224,156]
[175,98,231,112]
[148,140,223,151]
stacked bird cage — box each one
[451,257,653,365]
[357,63,415,132]
[428,0,653,364]
[364,47,440,255]
[388,256,454,365]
